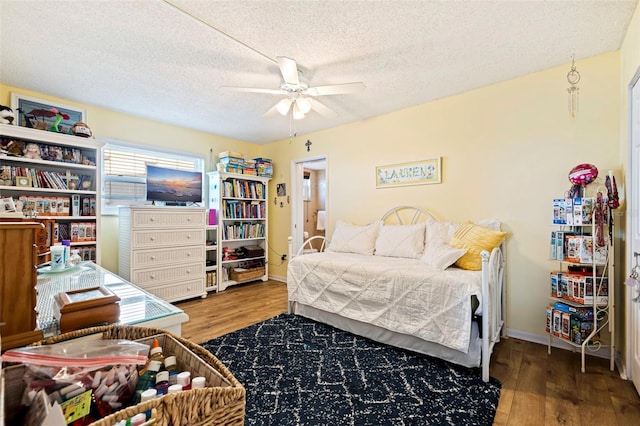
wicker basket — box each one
[229,266,265,281]
[2,325,245,426]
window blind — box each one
[101,142,204,214]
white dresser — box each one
[118,206,207,302]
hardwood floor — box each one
[175,280,640,425]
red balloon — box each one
[569,164,598,185]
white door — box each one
[629,69,640,395]
[290,156,327,255]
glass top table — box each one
[36,262,188,337]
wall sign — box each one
[375,157,441,188]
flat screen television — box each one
[146,164,202,205]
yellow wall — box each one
[0,84,258,272]
[262,51,622,340]
[0,48,626,343]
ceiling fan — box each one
[222,56,366,120]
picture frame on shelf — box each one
[1,197,17,213]
[10,92,87,135]
[16,176,32,188]
[375,157,442,188]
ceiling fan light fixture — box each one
[292,105,305,120]
[276,98,292,115]
[296,97,312,114]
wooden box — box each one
[53,286,120,333]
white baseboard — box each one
[268,274,286,283]
[505,328,612,360]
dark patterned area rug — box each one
[201,313,501,426]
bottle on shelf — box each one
[154,370,170,395]
[192,376,206,389]
[134,360,161,402]
[176,371,191,391]
[164,355,179,385]
[168,384,183,394]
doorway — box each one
[290,156,327,256]
[629,67,640,395]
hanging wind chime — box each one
[567,54,581,118]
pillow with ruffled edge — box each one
[327,220,382,255]
[450,223,506,271]
[375,223,426,258]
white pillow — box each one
[424,219,461,246]
[422,218,501,247]
[475,218,501,231]
[374,223,425,258]
[421,239,466,270]
[421,219,466,269]
[327,220,382,255]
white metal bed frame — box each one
[287,205,506,382]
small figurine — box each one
[0,105,15,124]
[72,121,92,138]
[23,143,42,160]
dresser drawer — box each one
[132,228,205,248]
[132,209,205,229]
[132,262,204,286]
[131,246,205,269]
[142,278,206,303]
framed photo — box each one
[16,176,32,188]
[376,157,442,188]
[1,197,17,213]
[10,92,87,134]
[276,183,287,196]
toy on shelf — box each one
[0,105,15,124]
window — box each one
[101,140,204,215]
[303,172,311,201]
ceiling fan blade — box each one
[220,86,285,95]
[276,56,299,85]
[264,104,281,117]
[305,82,366,96]
[309,98,337,118]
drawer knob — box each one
[186,235,191,239]
[186,252,191,257]
[187,217,191,222]
[187,286,192,291]
[150,217,155,222]
[186,269,191,274]
[150,274,155,279]
[150,255,156,260]
[150,237,155,241]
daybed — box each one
[287,205,506,382]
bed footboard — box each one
[481,244,506,382]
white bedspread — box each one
[287,251,483,352]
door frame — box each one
[626,66,640,392]
[290,155,328,256]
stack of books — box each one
[218,151,244,174]
[253,157,273,178]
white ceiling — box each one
[0,1,637,145]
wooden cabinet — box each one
[0,124,103,264]
[0,222,44,350]
[118,206,207,302]
[207,171,270,291]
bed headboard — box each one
[380,205,435,225]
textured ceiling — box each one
[0,0,637,144]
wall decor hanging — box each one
[567,54,580,118]
[376,157,441,188]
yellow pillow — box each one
[450,223,506,270]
